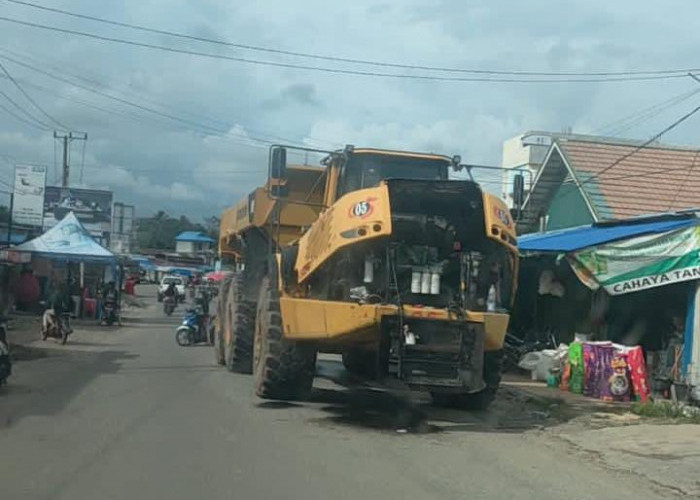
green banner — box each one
[570,225,700,295]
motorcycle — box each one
[175,308,212,346]
[0,317,11,386]
[163,295,176,316]
[41,308,71,345]
[101,300,120,326]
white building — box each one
[175,231,215,256]
[500,131,561,207]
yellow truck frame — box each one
[218,145,518,409]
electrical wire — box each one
[0,93,50,130]
[0,46,337,149]
[521,109,700,217]
[593,88,700,136]
[0,59,69,130]
[0,53,279,148]
[579,106,700,187]
[0,52,339,152]
[0,15,692,84]
[668,151,699,211]
[4,0,700,79]
[0,178,14,191]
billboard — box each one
[43,186,113,245]
[110,203,135,254]
[12,165,46,226]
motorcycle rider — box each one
[164,281,177,301]
[163,281,177,314]
[101,282,120,325]
[48,282,73,334]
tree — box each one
[135,211,212,250]
[204,216,220,238]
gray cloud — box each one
[1,0,700,219]
[261,83,322,111]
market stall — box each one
[14,212,117,318]
[515,213,700,402]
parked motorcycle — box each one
[101,300,120,326]
[41,308,71,345]
[175,308,212,346]
[0,316,11,386]
[163,295,176,316]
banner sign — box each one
[571,225,700,295]
[12,165,46,226]
[43,186,113,244]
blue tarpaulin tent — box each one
[518,217,700,253]
[15,212,116,263]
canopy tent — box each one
[518,216,700,253]
[15,212,115,263]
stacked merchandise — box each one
[560,341,650,402]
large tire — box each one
[225,275,255,373]
[213,275,233,366]
[253,277,316,400]
[431,350,503,411]
[341,347,376,378]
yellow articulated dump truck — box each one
[216,145,518,409]
[214,164,325,369]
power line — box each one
[0,90,51,130]
[523,108,700,214]
[0,51,341,152]
[668,151,699,211]
[0,15,692,84]
[0,53,280,148]
[593,87,700,136]
[0,46,337,149]
[0,58,69,129]
[4,0,700,79]
[579,105,700,187]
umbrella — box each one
[204,271,227,282]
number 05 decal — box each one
[349,198,376,219]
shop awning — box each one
[15,211,115,264]
[518,217,700,253]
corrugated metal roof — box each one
[175,231,215,243]
[519,215,700,253]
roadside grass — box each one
[631,400,700,423]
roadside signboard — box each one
[570,224,700,295]
[43,186,113,245]
[12,165,46,226]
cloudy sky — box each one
[1,0,700,220]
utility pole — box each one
[7,192,13,248]
[53,131,87,188]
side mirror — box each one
[270,146,287,180]
[512,173,525,211]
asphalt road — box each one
[0,292,675,500]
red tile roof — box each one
[559,139,700,220]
